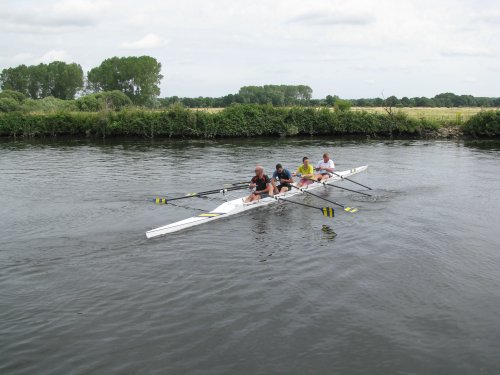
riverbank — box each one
[0,105,498,139]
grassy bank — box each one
[0,105,498,139]
[0,105,442,139]
[351,107,490,124]
[193,106,495,125]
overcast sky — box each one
[0,0,499,98]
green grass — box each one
[351,107,496,124]
[193,107,496,125]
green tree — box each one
[238,85,313,106]
[325,95,339,106]
[48,61,84,99]
[0,62,83,99]
[334,99,352,112]
[87,56,163,106]
[0,65,30,96]
[385,96,400,107]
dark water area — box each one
[1,137,499,374]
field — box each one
[192,107,496,125]
[351,107,496,124]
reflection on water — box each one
[321,224,337,240]
[463,139,500,152]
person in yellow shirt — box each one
[293,156,315,187]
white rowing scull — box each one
[146,165,368,238]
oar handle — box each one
[155,184,249,203]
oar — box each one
[331,171,372,190]
[154,185,248,204]
[223,181,249,187]
[292,185,358,213]
[323,183,372,197]
[274,196,334,217]
[301,176,372,197]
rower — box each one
[293,157,315,187]
[272,163,293,194]
[244,165,274,203]
[315,152,335,182]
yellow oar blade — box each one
[344,207,358,213]
[155,198,167,204]
[322,207,335,218]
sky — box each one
[0,0,499,98]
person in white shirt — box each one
[315,152,335,182]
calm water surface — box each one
[1,137,499,374]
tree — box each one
[0,65,30,97]
[87,56,163,106]
[325,95,340,106]
[334,99,352,112]
[48,61,84,99]
[0,62,83,99]
[385,96,400,107]
[237,85,313,106]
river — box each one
[1,137,499,374]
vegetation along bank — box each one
[0,104,499,139]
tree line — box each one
[161,92,500,108]
[0,56,162,106]
[1,56,499,110]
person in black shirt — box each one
[244,165,274,203]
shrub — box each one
[334,99,352,112]
[463,111,500,137]
[75,91,132,112]
[0,90,27,102]
[0,104,445,138]
[0,97,21,112]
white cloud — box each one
[38,50,70,63]
[1,0,499,97]
[2,53,33,65]
[121,34,167,50]
[441,46,496,57]
[472,9,500,24]
[288,10,374,26]
[0,0,113,32]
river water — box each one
[1,137,499,374]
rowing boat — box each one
[146,166,368,238]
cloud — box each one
[121,34,167,49]
[472,9,500,24]
[288,10,375,26]
[440,46,496,57]
[0,0,112,32]
[6,53,33,65]
[38,50,70,63]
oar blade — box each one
[344,207,358,213]
[155,197,168,204]
[322,207,335,218]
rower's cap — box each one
[276,163,282,169]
